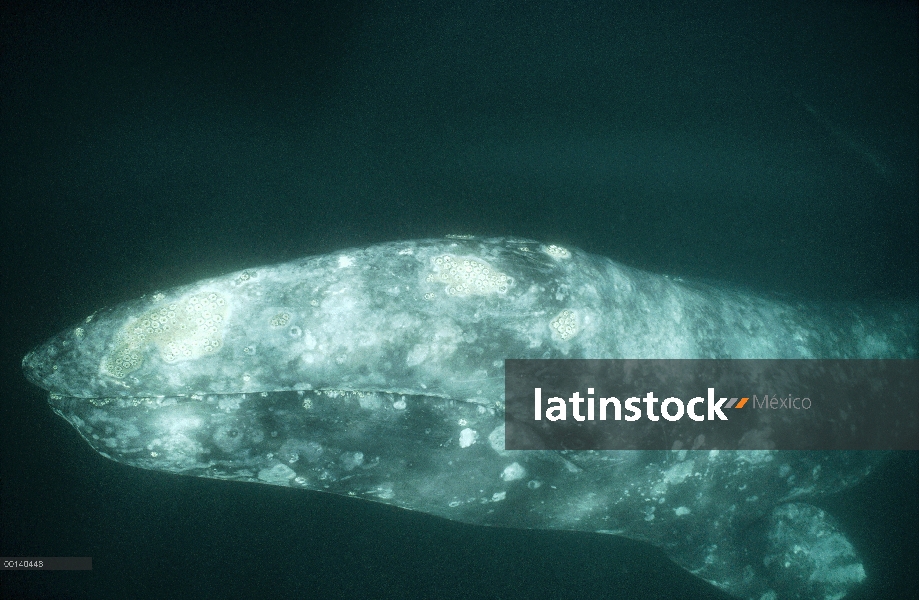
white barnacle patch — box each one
[458,428,478,448]
[102,290,229,378]
[427,254,513,296]
[491,492,507,502]
[550,309,579,341]
[337,255,355,268]
[74,327,85,339]
[501,462,526,482]
[392,398,407,410]
[674,506,691,516]
[544,244,571,259]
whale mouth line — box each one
[44,386,474,407]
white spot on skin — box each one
[340,452,364,471]
[405,321,463,366]
[392,399,407,410]
[258,464,296,484]
[358,395,382,410]
[674,506,691,516]
[501,462,526,482]
[459,428,478,448]
[491,492,506,502]
[302,333,317,350]
[662,460,694,485]
[373,485,395,500]
[337,255,354,268]
[488,426,507,454]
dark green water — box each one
[3,1,916,598]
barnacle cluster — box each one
[103,291,229,378]
[551,309,578,340]
[234,270,257,285]
[426,255,512,296]
[270,312,291,327]
[544,244,571,259]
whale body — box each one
[22,237,918,599]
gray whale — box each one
[22,237,918,599]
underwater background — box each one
[2,1,916,598]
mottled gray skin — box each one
[22,237,918,600]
